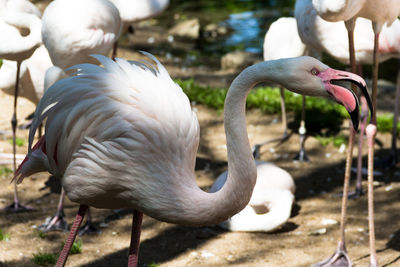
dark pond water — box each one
[159,0,398,82]
[162,0,295,54]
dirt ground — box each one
[1,13,400,267]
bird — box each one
[0,45,52,106]
[13,52,371,267]
[0,0,42,212]
[38,0,122,233]
[296,1,399,265]
[254,17,309,161]
[296,1,400,190]
[209,161,295,232]
[107,0,170,58]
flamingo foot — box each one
[312,242,351,267]
[1,201,35,213]
[339,187,365,200]
[39,212,69,232]
[78,221,101,236]
[293,147,309,162]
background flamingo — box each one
[0,0,42,212]
[14,52,369,266]
[297,0,399,265]
[210,161,295,232]
[37,0,122,233]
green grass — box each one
[8,137,25,147]
[316,134,348,147]
[32,253,56,266]
[145,263,161,267]
[61,239,83,254]
[70,239,83,254]
[376,113,400,134]
[33,229,47,239]
[176,79,399,139]
[0,166,12,176]
[0,228,10,241]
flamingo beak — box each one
[318,68,373,130]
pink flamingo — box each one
[297,0,399,265]
[14,52,370,266]
[0,0,42,212]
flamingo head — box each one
[277,56,373,131]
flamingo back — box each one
[27,53,200,211]
[41,0,122,69]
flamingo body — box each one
[210,162,295,232]
[0,45,52,104]
[296,0,400,65]
[108,0,169,27]
[41,0,122,69]
[312,0,400,27]
[264,17,307,60]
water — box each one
[160,0,397,82]
[162,0,295,55]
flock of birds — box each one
[0,0,398,266]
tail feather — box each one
[13,136,49,184]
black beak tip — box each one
[349,108,359,130]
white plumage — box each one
[210,162,295,232]
[41,0,122,69]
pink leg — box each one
[313,124,355,267]
[56,205,88,267]
[366,124,378,267]
[127,210,143,267]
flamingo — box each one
[13,52,371,267]
[38,0,122,233]
[0,0,42,212]
[0,45,52,107]
[210,161,295,232]
[254,17,309,161]
[296,1,399,265]
[296,1,400,193]
[107,0,170,58]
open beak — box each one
[318,68,373,130]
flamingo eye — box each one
[311,68,319,75]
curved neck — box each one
[172,62,286,226]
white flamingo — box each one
[38,0,122,233]
[296,1,399,265]
[254,17,309,161]
[210,161,295,232]
[0,0,42,212]
[14,52,370,267]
